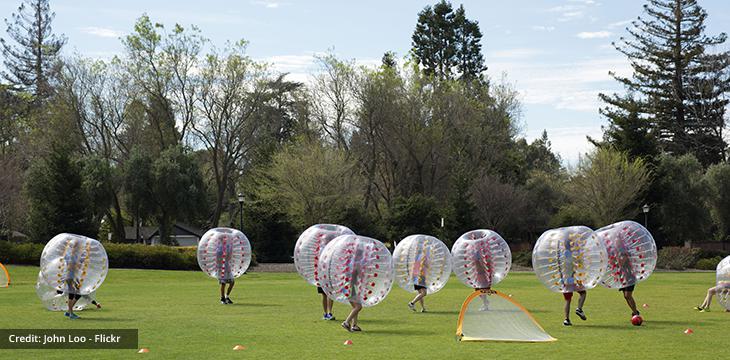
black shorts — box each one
[219,278,235,285]
[620,285,636,292]
[68,293,81,300]
[414,284,427,291]
[317,287,325,294]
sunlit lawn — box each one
[0,265,725,359]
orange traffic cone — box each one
[684,328,694,335]
[642,303,649,308]
[343,340,353,345]
[233,345,246,351]
[137,348,150,353]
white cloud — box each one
[577,31,612,39]
[79,27,123,38]
[526,126,601,166]
[487,57,631,112]
[488,48,544,60]
[531,25,556,32]
[607,19,633,29]
[251,0,282,8]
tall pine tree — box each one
[1,0,66,99]
[601,0,730,165]
[411,1,486,81]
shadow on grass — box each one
[231,302,283,307]
[73,317,134,322]
[362,328,439,335]
[416,310,459,315]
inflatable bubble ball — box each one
[197,227,252,280]
[293,224,355,286]
[532,226,607,293]
[393,234,452,294]
[318,235,394,307]
[452,230,512,289]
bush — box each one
[695,256,723,270]
[0,241,257,270]
[656,246,700,270]
[512,250,532,268]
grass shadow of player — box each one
[76,317,134,322]
[417,310,459,315]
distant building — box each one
[123,223,204,247]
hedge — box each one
[0,241,256,270]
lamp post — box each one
[238,193,244,232]
[642,204,650,229]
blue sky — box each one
[2,0,729,164]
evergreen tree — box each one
[601,0,730,166]
[26,145,95,241]
[1,0,66,99]
[381,51,397,69]
[411,1,486,80]
[595,94,659,161]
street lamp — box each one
[642,204,650,228]
[238,193,244,232]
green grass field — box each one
[0,265,726,359]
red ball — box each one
[631,315,643,326]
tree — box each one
[602,0,730,166]
[26,144,95,241]
[386,194,441,242]
[595,94,659,162]
[653,153,711,246]
[258,139,363,228]
[150,146,207,245]
[192,41,270,226]
[411,1,486,80]
[570,147,651,227]
[309,53,356,151]
[703,162,730,241]
[123,148,156,243]
[1,0,66,99]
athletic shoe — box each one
[341,322,353,332]
[328,313,336,321]
[69,313,80,320]
[408,302,416,312]
[95,303,102,309]
[700,308,711,313]
[323,313,331,320]
[693,306,703,311]
[575,308,587,321]
[220,298,227,305]
[479,305,489,311]
[563,319,572,326]
[64,312,70,317]
[421,308,427,313]
[351,325,362,332]
[226,298,233,304]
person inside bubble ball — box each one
[694,284,730,312]
[341,247,365,332]
[63,240,85,319]
[216,237,235,304]
[318,286,335,320]
[56,289,102,309]
[561,235,588,326]
[616,246,640,317]
[408,245,430,313]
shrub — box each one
[512,250,533,268]
[0,241,257,270]
[656,246,700,270]
[694,256,723,270]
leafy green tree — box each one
[602,0,730,166]
[386,194,441,242]
[150,146,207,245]
[26,145,95,241]
[411,1,485,80]
[703,162,730,241]
[258,139,363,228]
[653,154,710,246]
[570,148,651,227]
[123,148,156,243]
[595,94,659,162]
[0,0,66,99]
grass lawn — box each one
[0,265,726,359]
